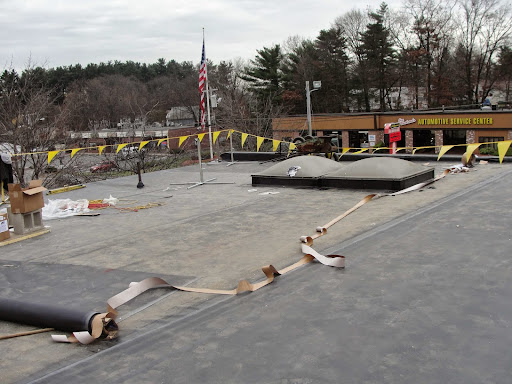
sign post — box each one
[384,122,401,154]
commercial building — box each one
[272,110,512,153]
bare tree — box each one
[402,0,456,107]
[455,0,512,104]
[335,9,371,110]
[212,59,254,133]
[0,64,69,186]
[63,74,150,131]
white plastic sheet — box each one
[42,199,90,220]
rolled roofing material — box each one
[0,297,99,333]
[255,156,343,178]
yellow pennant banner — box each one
[241,133,249,148]
[287,142,297,156]
[7,129,512,164]
[498,140,512,163]
[437,145,454,161]
[47,150,60,164]
[178,136,188,147]
[256,136,265,152]
[70,148,83,158]
[213,131,221,144]
[116,143,128,154]
[465,143,481,162]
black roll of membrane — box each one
[0,297,99,333]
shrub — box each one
[479,146,512,156]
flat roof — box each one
[1,158,512,383]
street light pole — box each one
[306,81,321,137]
[306,81,312,136]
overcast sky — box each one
[1,0,403,71]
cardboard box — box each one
[8,180,46,214]
[0,210,9,242]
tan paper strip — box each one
[301,170,450,246]
[53,252,335,344]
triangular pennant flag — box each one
[437,145,454,161]
[412,147,424,155]
[464,143,481,162]
[241,133,248,148]
[354,148,368,154]
[272,140,281,152]
[341,148,351,155]
[287,142,297,157]
[139,141,150,151]
[256,136,265,152]
[116,143,129,154]
[197,133,206,143]
[226,129,233,139]
[372,147,387,153]
[47,150,60,164]
[70,148,83,158]
[157,138,168,147]
[178,136,188,147]
[498,140,512,163]
[213,131,221,144]
[98,146,106,156]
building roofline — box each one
[279,109,512,119]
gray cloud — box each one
[0,0,402,70]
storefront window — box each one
[413,130,435,149]
[479,136,504,150]
[443,130,466,146]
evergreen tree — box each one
[315,27,351,112]
[281,39,319,113]
[360,3,396,111]
[242,45,285,108]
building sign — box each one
[398,118,416,126]
[389,130,401,142]
[384,122,400,134]
[418,117,494,126]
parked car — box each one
[90,160,117,173]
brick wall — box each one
[434,130,443,153]
[466,130,476,144]
[405,130,413,153]
[341,131,349,148]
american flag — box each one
[199,38,207,130]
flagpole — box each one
[203,29,214,160]
[205,75,213,160]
